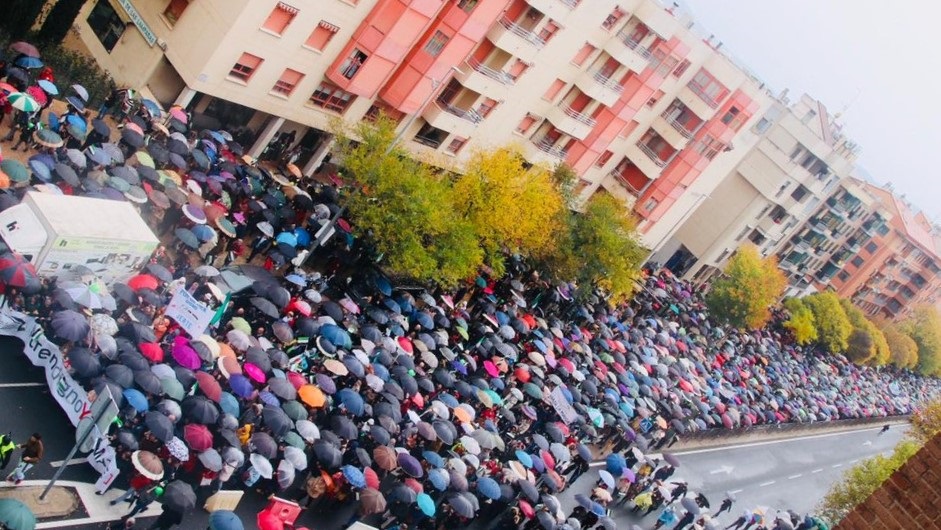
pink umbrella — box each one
[172,337,201,369]
[287,371,307,389]
[483,360,499,378]
[338,297,360,314]
[169,107,188,123]
[195,371,222,403]
[124,122,145,136]
[397,337,413,355]
[26,86,47,106]
[183,423,213,451]
[244,362,267,383]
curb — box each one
[3,480,163,529]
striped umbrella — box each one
[0,253,39,288]
[8,92,39,112]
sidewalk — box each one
[0,480,162,529]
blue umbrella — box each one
[476,477,501,500]
[284,274,306,287]
[411,312,434,330]
[416,492,435,516]
[293,227,310,247]
[341,465,366,489]
[192,224,215,242]
[208,131,226,144]
[605,453,625,476]
[66,114,87,132]
[276,231,297,246]
[382,298,401,314]
[209,510,244,530]
[320,324,352,349]
[141,99,162,116]
[228,374,254,398]
[516,450,533,468]
[15,56,42,69]
[422,451,445,468]
[437,393,459,408]
[37,80,58,95]
[29,160,51,182]
[336,388,365,416]
[428,468,449,491]
[374,276,392,297]
[258,391,280,407]
[123,388,149,413]
[219,392,240,417]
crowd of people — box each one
[0,43,936,530]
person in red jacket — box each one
[109,471,154,506]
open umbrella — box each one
[0,498,36,530]
[51,310,89,341]
[163,480,196,512]
[209,510,244,530]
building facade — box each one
[71,0,771,230]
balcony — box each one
[575,70,623,108]
[455,59,515,97]
[524,137,569,166]
[606,30,653,73]
[677,85,721,121]
[632,1,678,40]
[609,169,644,198]
[547,105,596,140]
[487,16,546,63]
[623,142,670,180]
[422,102,482,138]
[525,0,577,21]
[651,115,691,150]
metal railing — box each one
[562,106,597,127]
[591,71,624,93]
[614,29,652,59]
[437,102,483,124]
[413,135,442,149]
[558,0,579,7]
[609,170,643,196]
[534,138,567,159]
[661,112,698,139]
[636,142,670,167]
[686,82,722,109]
[498,16,546,48]
[466,59,515,85]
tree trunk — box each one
[2,0,48,40]
[37,0,87,45]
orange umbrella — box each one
[373,445,397,471]
[0,170,10,190]
[298,385,325,408]
[453,407,472,424]
[286,163,302,179]
[218,343,236,358]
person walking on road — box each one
[714,495,735,517]
[6,433,42,485]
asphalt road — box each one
[0,335,909,529]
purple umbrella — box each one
[229,374,254,398]
[172,338,201,369]
[315,373,336,394]
[397,453,423,478]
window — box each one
[865,242,878,254]
[645,90,663,107]
[543,79,565,101]
[272,68,303,96]
[229,52,263,82]
[748,230,766,245]
[648,49,679,78]
[306,21,339,51]
[163,0,189,26]
[602,7,625,30]
[423,31,450,57]
[309,83,355,113]
[596,150,613,167]
[572,43,595,67]
[364,103,404,124]
[262,2,298,35]
[476,98,498,118]
[642,198,659,212]
[851,256,864,268]
[754,117,772,134]
[688,68,729,108]
[86,0,126,53]
[735,226,750,241]
[457,0,479,12]
[790,184,808,202]
[672,59,691,78]
[721,107,740,125]
[537,21,559,43]
[507,60,529,80]
[516,114,537,134]
[414,123,448,149]
[340,49,367,79]
[446,137,468,154]
[721,106,746,131]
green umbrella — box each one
[0,498,37,530]
[8,93,39,113]
[33,128,63,148]
[282,431,305,449]
[161,377,186,401]
[281,400,307,422]
[134,152,155,168]
[0,160,29,183]
[107,176,131,192]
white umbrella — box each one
[250,453,273,479]
[283,446,308,471]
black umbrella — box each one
[313,440,342,469]
[67,348,100,378]
[322,301,343,322]
[54,163,80,186]
[173,366,196,388]
[518,480,539,502]
[329,416,358,440]
[133,370,163,395]
[262,406,292,438]
[163,480,196,512]
[250,432,278,459]
[120,322,156,344]
[105,364,134,388]
[175,228,199,249]
[369,425,391,445]
[251,297,279,319]
[144,411,174,442]
[217,428,241,448]
[51,310,89,341]
[447,494,475,518]
[145,263,173,283]
[182,396,219,425]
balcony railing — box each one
[467,59,515,85]
[610,170,643,196]
[591,71,624,93]
[661,112,698,139]
[563,106,597,127]
[558,0,579,8]
[534,138,568,159]
[499,16,546,48]
[636,142,670,167]
[439,102,484,123]
[687,82,722,109]
[414,136,442,149]
[615,29,652,59]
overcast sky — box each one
[681,0,941,219]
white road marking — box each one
[759,480,776,487]
[672,424,906,457]
[811,469,823,474]
[832,464,842,468]
[787,474,802,479]
[863,440,872,446]
[0,382,44,388]
[728,489,743,495]
[49,458,86,468]
[709,465,734,475]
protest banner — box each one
[165,288,214,337]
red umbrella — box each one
[183,424,213,451]
[128,274,159,291]
[287,371,307,390]
[405,478,424,493]
[195,371,222,403]
[0,253,38,289]
[139,342,164,362]
[256,510,284,530]
[364,467,380,489]
[26,86,47,106]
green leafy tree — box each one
[782,297,817,345]
[879,320,919,368]
[840,300,883,364]
[902,306,941,376]
[804,292,852,353]
[37,0,87,44]
[553,193,646,303]
[705,245,787,329]
[818,439,920,525]
[453,147,566,275]
[336,117,483,286]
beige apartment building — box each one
[72,0,773,235]
[648,94,860,282]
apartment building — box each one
[72,0,771,230]
[648,94,859,282]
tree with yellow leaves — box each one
[705,244,787,329]
[782,297,817,345]
[453,147,566,275]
